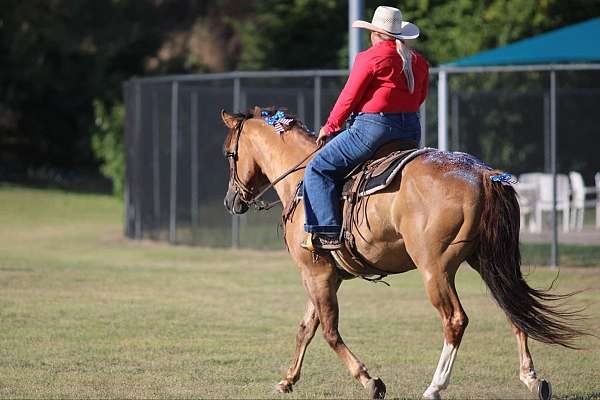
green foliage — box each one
[236,0,600,69]
[0,0,218,176]
[91,101,125,197]
[234,0,348,70]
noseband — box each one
[225,116,322,211]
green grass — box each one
[0,185,599,399]
[521,243,600,267]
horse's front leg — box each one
[275,299,320,393]
[301,259,386,399]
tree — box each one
[234,0,348,70]
[0,0,223,177]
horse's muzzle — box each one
[224,189,249,215]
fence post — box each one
[550,70,558,268]
[348,0,364,68]
[152,91,161,239]
[451,93,459,150]
[297,90,305,122]
[134,80,143,239]
[123,81,133,238]
[543,94,550,173]
[313,75,321,133]
[419,102,426,147]
[169,81,179,244]
[437,69,448,151]
[232,77,241,248]
[190,92,199,242]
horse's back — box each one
[399,150,487,213]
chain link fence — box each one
[124,67,599,263]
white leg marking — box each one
[423,341,458,399]
[520,367,538,392]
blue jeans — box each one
[303,112,421,234]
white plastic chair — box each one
[517,173,544,232]
[568,171,597,231]
[534,174,570,233]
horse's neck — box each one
[254,125,317,207]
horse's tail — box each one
[476,170,586,348]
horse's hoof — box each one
[422,389,441,400]
[537,380,552,400]
[421,386,442,400]
[366,377,386,399]
[275,381,293,394]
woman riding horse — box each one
[302,6,429,250]
[220,5,587,400]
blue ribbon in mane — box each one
[261,110,294,134]
[262,110,286,126]
[490,173,517,185]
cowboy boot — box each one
[301,233,342,251]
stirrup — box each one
[300,233,316,252]
[301,233,342,251]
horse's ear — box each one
[221,109,236,128]
[253,106,262,117]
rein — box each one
[226,117,322,211]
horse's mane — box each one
[224,106,316,155]
[231,106,315,138]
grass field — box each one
[0,185,599,399]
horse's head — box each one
[221,109,269,215]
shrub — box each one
[91,100,125,197]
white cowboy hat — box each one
[352,6,419,40]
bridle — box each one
[225,116,321,211]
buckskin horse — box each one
[220,108,584,400]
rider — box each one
[302,6,429,250]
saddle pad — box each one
[358,147,433,197]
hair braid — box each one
[373,33,415,93]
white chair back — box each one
[519,172,544,187]
[569,171,586,205]
[538,174,570,206]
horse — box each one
[220,107,585,400]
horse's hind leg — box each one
[275,299,320,393]
[512,323,552,400]
[468,256,552,400]
[420,267,468,400]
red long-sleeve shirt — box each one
[323,40,429,134]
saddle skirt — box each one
[283,141,436,281]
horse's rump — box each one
[334,149,489,276]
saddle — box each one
[282,140,435,280]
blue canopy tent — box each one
[436,17,600,266]
[446,17,600,67]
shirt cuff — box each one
[323,122,341,136]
